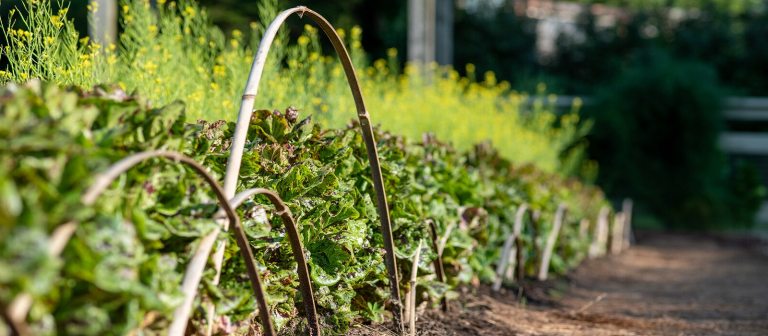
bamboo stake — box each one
[405,240,423,336]
[493,233,517,291]
[427,220,448,312]
[610,212,626,255]
[579,218,590,239]
[589,206,611,258]
[537,204,568,281]
[508,204,532,281]
[493,203,532,291]
[226,188,320,336]
[622,198,634,248]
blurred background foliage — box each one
[585,49,764,229]
[2,0,766,93]
[2,0,767,229]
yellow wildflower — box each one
[374,59,386,70]
[213,65,225,77]
[297,35,310,46]
[87,1,99,13]
[351,26,362,38]
[144,60,158,73]
[484,71,497,85]
[183,6,196,18]
[50,15,63,29]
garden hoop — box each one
[3,150,277,336]
[221,6,403,331]
[226,188,321,336]
[85,151,276,336]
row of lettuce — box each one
[0,82,608,334]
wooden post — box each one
[88,0,117,45]
[408,0,436,70]
[435,0,453,65]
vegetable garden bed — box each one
[1,4,630,336]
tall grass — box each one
[1,0,591,173]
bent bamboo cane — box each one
[221,6,402,331]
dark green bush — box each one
[587,50,761,229]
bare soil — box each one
[348,232,768,336]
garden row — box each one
[0,78,621,335]
[2,3,619,336]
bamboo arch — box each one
[4,151,277,336]
[218,6,403,331]
[226,188,320,336]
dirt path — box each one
[350,233,768,335]
[542,233,768,335]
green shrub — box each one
[587,50,761,229]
